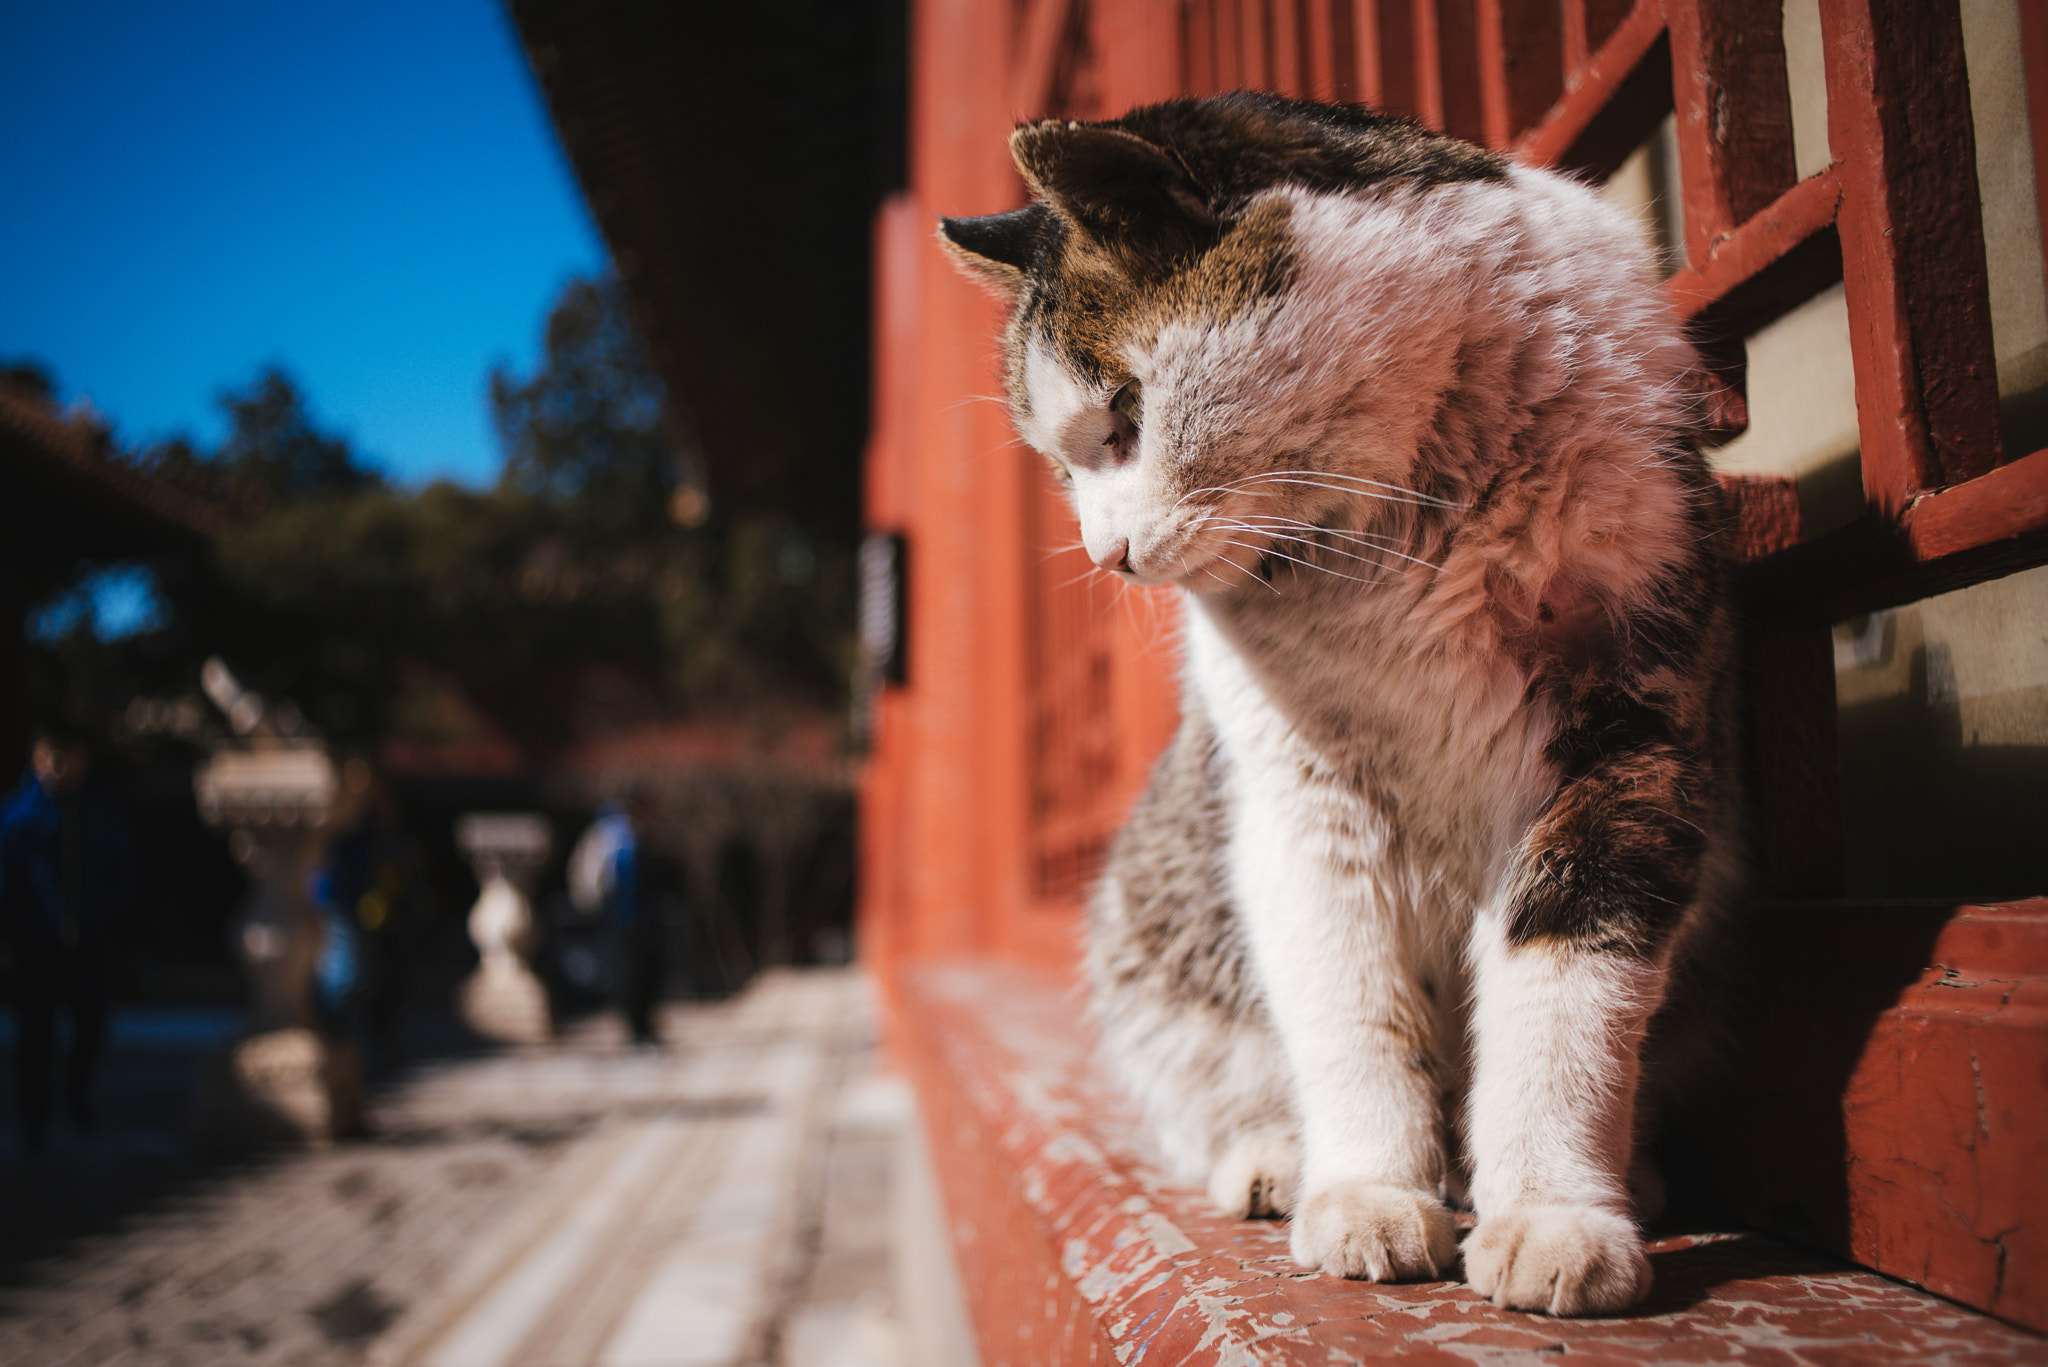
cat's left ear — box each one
[938,206,1043,295]
[1010,121,1216,271]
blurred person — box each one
[0,727,136,1154]
[570,790,662,1045]
[317,758,420,1070]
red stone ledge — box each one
[895,960,2047,1365]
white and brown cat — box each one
[941,92,1740,1317]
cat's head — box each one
[940,94,1509,594]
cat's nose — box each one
[1093,537,1132,573]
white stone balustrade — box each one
[455,812,554,1044]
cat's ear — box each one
[1010,121,1216,271]
[938,206,1043,294]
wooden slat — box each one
[1475,0,1563,148]
[2017,0,2048,279]
[902,957,2048,1347]
[1436,0,1487,142]
[1185,0,1215,94]
[1271,0,1305,94]
[1818,0,2003,515]
[1562,0,1591,73]
[1741,447,2048,623]
[1583,0,1632,55]
[1705,898,2048,1332]
[1359,0,1413,114]
[1666,167,1843,333]
[1010,0,1076,116]
[1665,0,1798,264]
[1743,621,1847,896]
[1906,444,2048,562]
[1240,0,1270,89]
[1512,0,1670,181]
[1218,0,1243,89]
[1410,0,1445,127]
[1718,472,1804,565]
[1304,0,1340,98]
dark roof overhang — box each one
[0,389,227,577]
[505,0,903,535]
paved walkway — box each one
[0,969,924,1367]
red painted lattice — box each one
[863,0,2048,1335]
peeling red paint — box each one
[901,962,2048,1365]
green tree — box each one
[214,368,382,509]
[490,275,680,533]
[33,274,855,759]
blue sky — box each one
[0,0,607,488]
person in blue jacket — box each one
[571,790,663,1045]
[1,727,136,1153]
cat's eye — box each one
[1103,379,1143,460]
[1110,379,1143,429]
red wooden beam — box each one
[1240,0,1271,90]
[1743,622,1846,896]
[1475,0,1563,148]
[1903,444,2048,563]
[1583,0,1632,55]
[2013,0,2048,312]
[1818,0,2003,515]
[1219,0,1244,89]
[1185,0,1215,94]
[1304,0,1341,98]
[1665,168,1841,328]
[1271,0,1305,95]
[1740,448,2048,623]
[1436,0,1488,142]
[1512,0,1670,181]
[1410,0,1445,128]
[1562,0,1591,72]
[1707,898,2048,1332]
[1717,472,1803,564]
[1665,0,1798,265]
[1356,0,1415,115]
[898,955,2048,1350]
[1010,0,1077,117]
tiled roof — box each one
[0,386,228,570]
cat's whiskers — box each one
[1037,539,1090,565]
[1226,468,1470,512]
[1230,526,1407,581]
[1172,484,1278,511]
[1216,535,1379,587]
[1233,514,1445,574]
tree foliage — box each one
[491,275,677,532]
[29,274,855,755]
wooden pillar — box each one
[1818,0,2003,515]
[1475,0,1563,148]
[1665,0,1797,263]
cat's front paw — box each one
[1208,1129,1297,1218]
[1289,1181,1456,1281]
[1463,1205,1650,1315]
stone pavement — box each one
[0,968,970,1367]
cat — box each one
[939,92,1740,1317]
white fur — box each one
[1036,165,1712,1314]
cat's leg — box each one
[1087,710,1299,1218]
[1208,1125,1298,1217]
[1462,748,1706,1315]
[1462,927,1663,1314]
[1229,795,1455,1281]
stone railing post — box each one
[455,813,554,1044]
[191,739,365,1145]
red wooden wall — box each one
[861,0,2048,1332]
